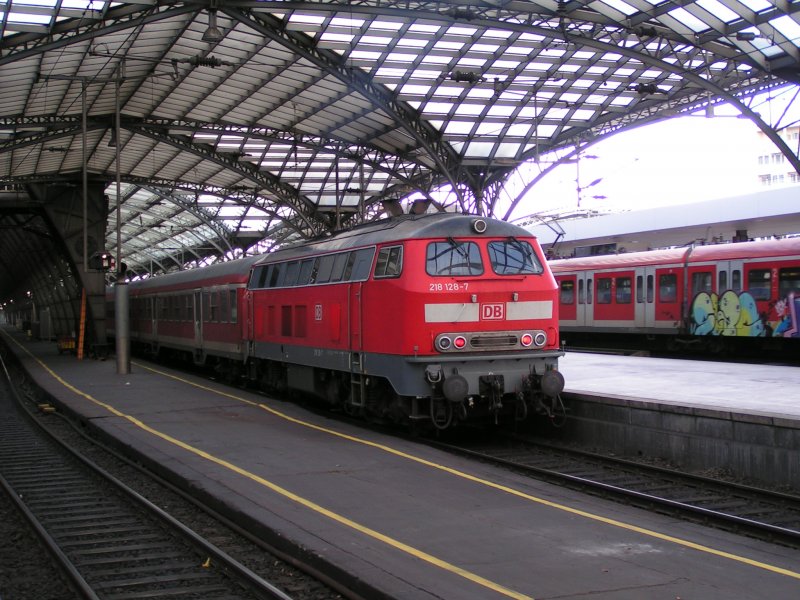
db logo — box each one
[481,303,504,320]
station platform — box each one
[2,326,800,600]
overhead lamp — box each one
[107,127,117,148]
[736,31,757,41]
[203,10,224,43]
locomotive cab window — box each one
[488,239,543,275]
[374,245,403,278]
[426,240,483,276]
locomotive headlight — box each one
[520,333,534,347]
[471,218,487,234]
[437,336,452,351]
[453,336,467,349]
[533,332,548,347]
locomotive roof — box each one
[549,237,800,272]
[253,213,535,265]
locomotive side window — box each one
[779,268,800,298]
[487,240,543,275]
[616,277,632,303]
[315,254,335,283]
[560,280,575,304]
[346,248,377,281]
[284,261,300,287]
[374,245,403,278]
[297,258,315,286]
[596,277,612,304]
[329,252,349,282]
[659,274,677,302]
[426,240,483,276]
[747,269,771,300]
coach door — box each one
[575,272,593,326]
[717,261,744,296]
[193,290,203,349]
[635,267,657,329]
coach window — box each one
[731,270,741,292]
[615,277,632,303]
[220,289,230,322]
[747,269,771,300]
[659,274,677,302]
[647,275,654,303]
[426,240,483,276]
[560,280,575,304]
[718,271,728,292]
[636,276,643,303]
[186,295,193,321]
[488,240,543,275]
[375,245,403,278]
[586,279,593,304]
[779,268,800,298]
[229,290,238,323]
[691,271,712,296]
[596,278,612,304]
[577,280,585,304]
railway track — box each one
[427,433,800,547]
[0,352,345,600]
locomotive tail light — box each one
[453,336,467,349]
[520,333,534,347]
[437,336,452,351]
[533,332,548,347]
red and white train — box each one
[549,237,800,353]
[108,213,565,429]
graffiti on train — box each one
[690,291,799,338]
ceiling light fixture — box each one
[203,10,224,43]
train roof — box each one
[549,237,800,272]
[253,212,536,265]
[128,254,262,291]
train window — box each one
[210,291,221,322]
[747,269,771,300]
[186,295,193,322]
[284,261,301,287]
[330,253,349,282]
[659,274,677,302]
[297,259,315,286]
[229,290,237,323]
[560,280,575,304]
[426,240,483,276]
[586,279,593,304]
[220,289,230,322]
[345,248,376,281]
[249,265,267,289]
[732,270,741,292]
[778,268,800,298]
[596,278,612,304]
[375,245,403,278]
[616,277,632,303]
[203,292,211,322]
[647,275,654,303]
[718,271,728,292]
[636,276,643,303]
[316,254,336,283]
[578,280,585,304]
[488,240,543,275]
[691,271,712,295]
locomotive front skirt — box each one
[108,213,565,430]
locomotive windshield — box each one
[426,240,484,276]
[488,239,544,275]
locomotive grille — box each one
[470,335,518,349]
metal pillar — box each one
[115,281,130,374]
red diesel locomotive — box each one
[549,237,800,353]
[110,213,565,429]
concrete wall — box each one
[549,392,800,492]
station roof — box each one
[2,0,800,283]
